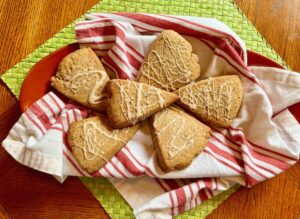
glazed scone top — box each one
[149,106,211,172]
[177,75,243,127]
[153,107,196,159]
[81,119,129,161]
[68,116,140,173]
[63,69,108,105]
[106,79,179,128]
[51,48,109,110]
[138,30,200,91]
[114,80,168,122]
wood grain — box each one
[207,2,300,217]
[207,161,300,219]
[0,0,108,218]
[0,0,299,218]
[0,0,98,74]
[235,0,300,72]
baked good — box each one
[51,48,109,111]
[137,30,200,91]
[176,75,243,128]
[106,79,179,128]
[149,106,211,172]
[68,115,140,173]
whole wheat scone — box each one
[137,30,201,91]
[51,48,109,112]
[68,115,140,173]
[106,79,179,128]
[149,106,211,172]
[176,75,243,128]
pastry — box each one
[51,48,109,111]
[149,106,211,172]
[176,75,243,128]
[68,115,140,173]
[137,30,200,91]
[106,79,179,128]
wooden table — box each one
[0,0,299,218]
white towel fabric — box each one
[3,13,300,219]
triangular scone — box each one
[176,75,243,128]
[51,48,109,112]
[137,30,200,91]
[149,106,211,172]
[106,79,179,128]
[68,115,140,173]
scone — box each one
[51,48,109,111]
[176,75,243,128]
[149,106,211,172]
[106,79,179,128]
[68,115,140,173]
[137,30,200,91]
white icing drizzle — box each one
[88,70,108,104]
[82,121,107,161]
[154,88,167,108]
[114,81,167,124]
[154,108,195,159]
[135,84,143,119]
[179,79,234,121]
[82,120,128,161]
[141,34,192,91]
[66,70,107,105]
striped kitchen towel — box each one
[3,13,300,219]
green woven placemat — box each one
[1,0,286,218]
[81,177,240,219]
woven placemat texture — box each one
[1,0,286,98]
[0,0,286,218]
[81,177,240,219]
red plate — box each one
[19,43,300,122]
